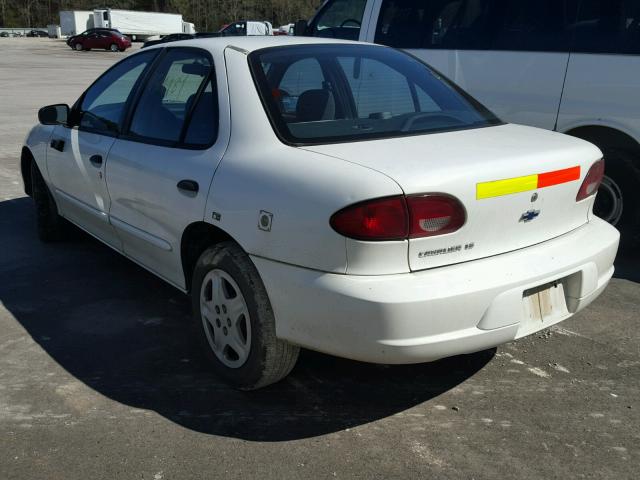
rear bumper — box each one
[252,217,619,364]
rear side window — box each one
[183,80,218,147]
[572,0,640,54]
[374,0,578,52]
[250,44,501,145]
[129,49,212,145]
[79,50,156,135]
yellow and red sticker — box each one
[476,166,581,200]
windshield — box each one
[249,44,502,145]
[308,0,368,40]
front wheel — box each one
[74,42,83,51]
[191,241,299,390]
[109,43,118,52]
[595,148,640,247]
[30,161,65,242]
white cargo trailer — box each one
[93,9,190,41]
[59,11,94,36]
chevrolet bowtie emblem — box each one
[519,209,541,223]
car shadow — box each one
[0,196,495,441]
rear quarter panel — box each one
[205,47,404,273]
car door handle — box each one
[89,154,103,167]
[177,179,199,193]
[50,138,65,152]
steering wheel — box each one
[340,19,362,28]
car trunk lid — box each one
[301,124,601,272]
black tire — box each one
[109,43,118,52]
[74,42,83,51]
[30,161,65,242]
[191,241,299,390]
[596,148,640,248]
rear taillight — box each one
[330,194,466,241]
[407,194,466,238]
[576,159,605,202]
[330,196,408,241]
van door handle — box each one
[89,154,103,167]
[177,179,199,193]
[50,138,65,152]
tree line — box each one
[0,0,322,31]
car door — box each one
[94,31,109,49]
[46,50,158,249]
[106,47,229,289]
[84,32,100,48]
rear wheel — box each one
[30,161,65,242]
[109,43,118,52]
[74,42,83,51]
[595,148,640,247]
[191,241,299,390]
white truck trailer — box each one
[59,11,94,36]
[93,9,194,41]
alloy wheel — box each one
[200,269,252,368]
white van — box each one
[299,0,640,246]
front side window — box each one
[308,0,368,40]
[79,50,156,135]
[129,49,212,144]
[250,44,501,145]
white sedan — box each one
[21,37,619,389]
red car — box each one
[67,29,131,52]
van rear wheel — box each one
[191,241,299,390]
[596,148,640,247]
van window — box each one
[308,0,367,40]
[250,44,501,145]
[492,0,578,52]
[375,0,493,49]
[572,0,640,54]
[374,0,578,52]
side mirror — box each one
[294,19,308,36]
[38,104,69,125]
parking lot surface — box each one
[1,38,639,480]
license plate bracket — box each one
[519,278,570,338]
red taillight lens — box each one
[407,195,466,238]
[330,196,408,241]
[330,194,466,241]
[576,159,605,202]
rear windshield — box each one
[248,44,502,145]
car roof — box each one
[145,35,363,54]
